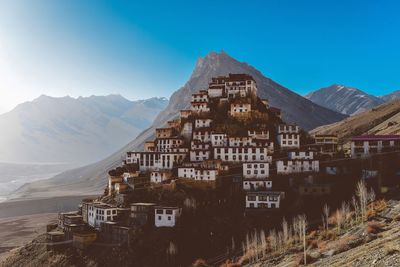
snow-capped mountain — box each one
[0,95,168,164]
[305,84,385,115]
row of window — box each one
[246,169,266,175]
[156,209,174,215]
[246,163,266,168]
[216,147,266,153]
[216,155,266,161]
[247,195,279,201]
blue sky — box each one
[0,0,399,112]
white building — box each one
[193,129,212,142]
[191,90,209,103]
[248,130,269,140]
[208,74,257,98]
[229,136,252,147]
[195,169,218,181]
[88,203,118,229]
[351,135,400,158]
[195,119,212,128]
[178,167,217,181]
[150,170,172,183]
[214,147,271,163]
[191,102,210,113]
[277,124,300,149]
[250,139,274,153]
[190,150,210,162]
[211,133,228,147]
[155,137,184,152]
[178,167,196,179]
[288,151,314,160]
[208,86,223,98]
[278,133,300,149]
[155,206,182,227]
[126,152,187,171]
[225,74,257,98]
[155,128,174,138]
[276,160,319,174]
[243,180,272,191]
[230,103,251,116]
[245,192,282,209]
[243,162,269,179]
[278,124,299,134]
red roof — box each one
[352,135,400,141]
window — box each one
[248,196,256,201]
[158,216,161,220]
[247,170,251,174]
[166,210,173,215]
[168,216,171,221]
[156,209,163,214]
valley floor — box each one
[0,213,57,263]
[0,195,96,218]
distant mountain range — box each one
[305,84,400,115]
[0,95,168,165]
[11,51,347,200]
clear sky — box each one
[0,0,399,112]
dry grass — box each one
[317,240,329,253]
[367,199,387,218]
[307,239,319,250]
[384,244,400,256]
[394,214,400,222]
[191,258,209,267]
[320,229,337,241]
[365,221,385,234]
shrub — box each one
[307,239,319,249]
[192,258,209,267]
[365,221,385,234]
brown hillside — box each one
[310,99,400,141]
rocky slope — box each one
[305,84,385,115]
[248,199,400,267]
[11,51,346,200]
[0,95,168,165]
[381,90,400,102]
[311,99,400,141]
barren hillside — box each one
[311,99,400,140]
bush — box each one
[365,221,385,234]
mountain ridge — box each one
[0,94,168,165]
[305,84,385,115]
